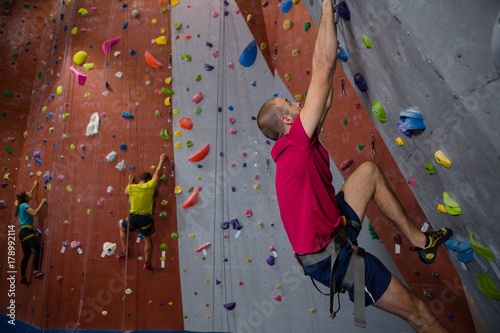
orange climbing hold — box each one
[188,143,210,162]
[145,51,163,69]
[179,117,193,130]
[183,187,202,209]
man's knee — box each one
[358,161,379,174]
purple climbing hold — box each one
[204,63,214,71]
[224,302,236,310]
[337,1,351,21]
[354,73,368,92]
[33,149,41,159]
[266,255,275,266]
[216,279,221,285]
[43,171,52,184]
[231,218,242,230]
[221,221,230,230]
[263,2,268,8]
[205,41,213,48]
[397,122,412,138]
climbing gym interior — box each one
[1,0,499,332]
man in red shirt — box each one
[257,1,451,332]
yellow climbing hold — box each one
[78,8,89,15]
[292,48,300,57]
[165,77,172,84]
[284,73,291,81]
[83,63,94,70]
[295,94,303,101]
[253,184,260,190]
[56,85,63,95]
[396,137,404,146]
[173,109,179,115]
[66,185,73,192]
[246,257,252,263]
[161,28,166,34]
[164,97,171,106]
[152,19,157,24]
[205,279,210,284]
[49,127,54,135]
[155,36,168,45]
[42,106,47,113]
[171,0,179,7]
[62,133,68,139]
[189,233,195,238]
[437,204,447,214]
[174,185,182,194]
[169,301,174,305]
[246,14,252,22]
[174,130,182,137]
[276,283,282,290]
[258,221,263,228]
[62,113,70,120]
[73,51,87,65]
[363,36,372,48]
[71,27,78,35]
[434,150,452,168]
[70,144,76,150]
[283,19,293,31]
[292,0,300,3]
[309,307,316,313]
[84,93,90,98]
[23,130,29,138]
[87,209,91,215]
[161,199,168,206]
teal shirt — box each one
[18,203,34,228]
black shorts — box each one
[121,214,154,236]
[300,191,391,306]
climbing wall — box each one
[1,0,499,333]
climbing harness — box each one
[295,217,366,328]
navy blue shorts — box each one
[121,214,154,237]
[301,191,391,306]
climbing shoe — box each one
[143,262,154,272]
[115,249,130,259]
[411,227,453,264]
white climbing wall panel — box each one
[171,1,411,332]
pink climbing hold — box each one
[340,158,353,171]
[97,198,105,206]
[273,295,282,302]
[408,176,417,187]
[70,66,87,85]
[102,36,121,54]
[227,62,233,69]
[245,209,252,217]
[238,281,244,286]
[228,117,235,124]
[192,91,204,104]
[57,275,64,281]
[229,128,237,134]
[70,241,82,249]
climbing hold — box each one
[358,143,365,151]
[159,211,167,218]
[363,36,372,48]
[245,209,253,217]
[354,73,368,92]
[174,22,182,30]
[337,1,351,21]
[164,97,171,106]
[400,108,426,130]
[180,53,192,62]
[267,256,275,266]
[340,158,353,171]
[238,40,257,67]
[192,92,204,104]
[119,144,127,151]
[188,144,210,162]
[73,51,88,65]
[304,22,311,31]
[204,63,214,71]
[227,62,233,69]
[309,308,316,313]
[246,14,252,22]
[160,129,171,140]
[116,160,126,172]
[102,36,121,54]
[443,192,461,215]
[292,48,300,57]
[121,111,134,119]
[477,271,500,300]
[408,177,417,187]
[122,21,129,29]
[195,74,202,82]
[281,0,293,13]
[395,137,404,146]
[273,295,282,302]
[283,19,293,31]
[468,232,494,262]
[229,128,237,135]
[161,87,174,96]
[260,43,267,50]
[183,187,202,209]
[284,73,291,81]
[179,118,193,130]
[425,163,436,175]
[66,185,73,193]
[372,99,386,122]
[70,144,76,150]
[194,106,202,114]
[78,8,89,15]
[83,63,94,70]
[437,204,447,213]
[106,151,117,162]
[434,150,452,168]
[456,241,473,263]
[145,51,163,69]
[195,241,211,253]
[125,288,132,295]
[71,27,78,35]
[397,123,412,138]
[131,9,139,17]
[154,36,168,45]
[337,42,348,62]
[224,302,236,310]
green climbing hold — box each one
[185,140,193,147]
[194,106,202,115]
[161,7,167,13]
[159,211,167,218]
[304,22,311,32]
[195,74,202,82]
[161,87,174,96]
[358,143,365,151]
[160,243,168,251]
[37,71,42,78]
[23,3,30,8]
[155,110,161,116]
[171,231,179,240]
[73,51,88,65]
[160,129,171,140]
[174,23,182,30]
[342,118,348,125]
[468,232,494,262]
[477,271,500,300]
[368,223,379,240]
[180,53,192,62]
[443,192,461,215]
[5,146,13,154]
[372,99,386,122]
[425,162,436,175]
[363,36,372,48]
[12,54,18,59]
[3,91,13,97]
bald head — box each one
[257,98,288,141]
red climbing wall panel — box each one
[236,0,476,332]
[0,1,183,330]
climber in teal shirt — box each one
[16,181,47,285]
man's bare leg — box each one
[340,161,427,248]
[374,275,449,332]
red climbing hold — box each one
[179,117,193,130]
[182,187,202,209]
[188,144,210,162]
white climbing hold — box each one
[115,160,126,172]
[115,72,124,79]
[106,151,117,162]
[85,112,100,136]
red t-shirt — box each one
[271,114,343,254]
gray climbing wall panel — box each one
[171,1,412,332]
[304,0,500,331]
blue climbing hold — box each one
[119,144,127,151]
[354,73,368,92]
[281,0,293,13]
[400,108,426,130]
[121,111,134,119]
[238,40,257,68]
[122,22,128,29]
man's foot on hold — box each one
[143,262,154,272]
[33,272,44,279]
[19,276,29,285]
[411,227,453,264]
[115,249,130,259]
